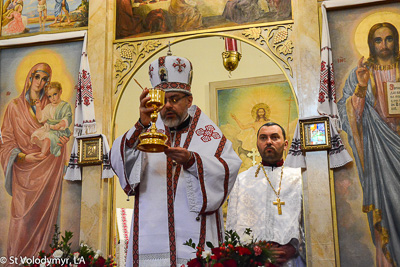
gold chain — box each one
[255,162,284,198]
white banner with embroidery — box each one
[74,31,96,136]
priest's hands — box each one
[269,242,297,265]
[139,88,155,127]
[164,147,191,165]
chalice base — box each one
[137,132,168,153]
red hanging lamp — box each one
[222,37,242,73]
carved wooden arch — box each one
[111,22,295,138]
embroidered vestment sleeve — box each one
[110,121,148,196]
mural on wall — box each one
[0,41,83,260]
[1,0,89,37]
[328,3,400,266]
[116,0,292,40]
[211,75,298,174]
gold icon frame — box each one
[78,136,103,165]
[299,117,331,151]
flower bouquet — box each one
[184,229,276,267]
[25,224,115,267]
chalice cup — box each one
[137,88,169,152]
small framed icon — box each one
[78,136,103,165]
[299,117,331,151]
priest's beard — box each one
[258,144,284,165]
[161,109,188,128]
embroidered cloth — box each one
[73,32,96,136]
[116,208,133,267]
[318,2,341,130]
[64,134,114,180]
[285,116,352,169]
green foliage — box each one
[28,224,115,267]
[183,238,197,249]
[50,224,61,250]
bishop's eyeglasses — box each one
[165,95,188,105]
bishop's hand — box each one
[139,88,155,126]
[164,147,191,165]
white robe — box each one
[110,105,242,267]
[227,165,305,267]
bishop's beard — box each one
[161,110,188,128]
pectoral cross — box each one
[273,198,285,215]
[247,148,260,166]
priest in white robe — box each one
[227,122,305,267]
[110,53,242,267]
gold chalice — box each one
[137,88,169,152]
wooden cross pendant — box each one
[273,198,285,215]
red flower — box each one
[78,263,89,267]
[211,247,222,260]
[254,245,262,256]
[237,246,251,256]
[187,258,202,267]
[93,256,106,266]
[214,263,224,267]
[223,259,237,267]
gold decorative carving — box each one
[114,40,162,94]
[243,25,293,77]
[242,28,262,40]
